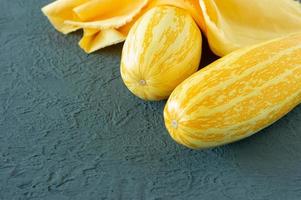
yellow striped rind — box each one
[120,6,202,100]
[164,33,301,149]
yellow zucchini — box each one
[164,33,301,149]
[120,6,202,100]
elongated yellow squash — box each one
[164,33,301,149]
[120,6,202,100]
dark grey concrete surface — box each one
[1,0,301,199]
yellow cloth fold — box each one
[199,0,301,56]
[64,0,149,29]
[79,28,125,53]
[42,0,86,34]
[42,0,149,53]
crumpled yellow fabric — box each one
[199,0,301,56]
[42,0,203,53]
[42,0,148,53]
[42,0,301,55]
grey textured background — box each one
[1,0,301,199]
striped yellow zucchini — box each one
[164,33,301,149]
[120,6,202,100]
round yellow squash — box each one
[164,33,301,149]
[120,6,202,101]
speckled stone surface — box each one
[1,1,301,200]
